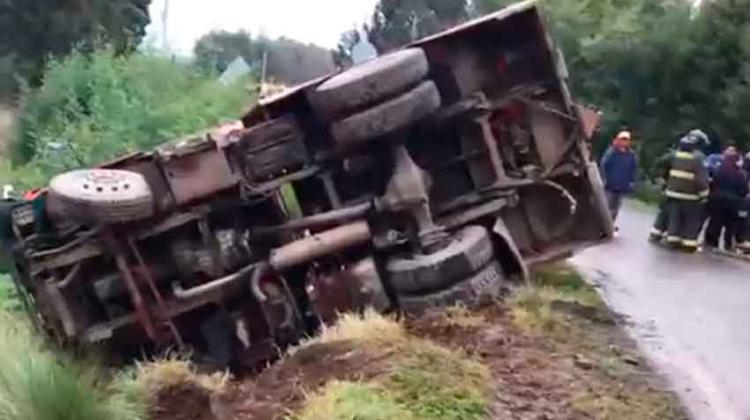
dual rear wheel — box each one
[386,225,504,315]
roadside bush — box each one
[0,311,144,420]
[632,180,663,206]
[10,48,253,188]
[0,274,21,312]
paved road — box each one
[573,202,750,420]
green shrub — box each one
[632,180,663,206]
[0,275,22,312]
[0,311,145,420]
[10,48,253,188]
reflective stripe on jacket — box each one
[664,150,709,201]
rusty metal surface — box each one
[461,114,509,188]
[529,102,568,170]
[576,104,601,140]
[160,144,239,206]
[270,221,372,271]
[100,153,176,214]
[128,237,185,348]
[307,257,390,325]
[113,248,158,341]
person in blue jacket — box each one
[600,131,638,225]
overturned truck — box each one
[3,1,610,367]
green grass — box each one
[0,275,22,312]
[511,264,687,420]
[0,311,145,420]
[8,48,254,189]
[291,312,490,420]
[294,381,415,420]
[511,263,603,333]
[385,342,489,420]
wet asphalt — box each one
[573,202,750,420]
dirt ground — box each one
[146,277,686,420]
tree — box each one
[194,30,261,73]
[333,29,361,69]
[367,0,469,52]
[0,0,151,91]
[13,48,250,179]
[193,31,335,85]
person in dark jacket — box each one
[705,153,749,250]
[600,131,638,223]
[650,129,710,252]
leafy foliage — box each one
[333,29,362,69]
[194,30,263,74]
[10,48,251,188]
[194,31,335,85]
[0,0,150,94]
[0,276,21,312]
[367,0,469,52]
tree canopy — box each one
[0,0,151,94]
[367,0,469,52]
[193,31,335,85]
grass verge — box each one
[511,262,603,333]
[0,275,21,312]
[508,263,687,419]
[113,264,684,420]
[290,311,490,420]
[0,311,144,420]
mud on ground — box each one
[148,266,687,420]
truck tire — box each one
[309,48,429,119]
[48,169,154,224]
[330,80,441,147]
[387,225,494,294]
[398,261,504,316]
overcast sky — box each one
[144,0,380,55]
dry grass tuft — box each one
[287,309,407,360]
[290,310,490,420]
[293,381,414,420]
[442,305,489,329]
[133,354,230,395]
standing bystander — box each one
[600,131,638,227]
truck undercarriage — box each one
[3,1,610,368]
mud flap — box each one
[492,218,529,283]
[585,163,615,239]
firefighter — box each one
[649,129,710,252]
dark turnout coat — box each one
[664,150,710,201]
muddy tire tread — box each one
[398,261,504,316]
[309,48,429,119]
[387,225,494,294]
[330,80,441,146]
